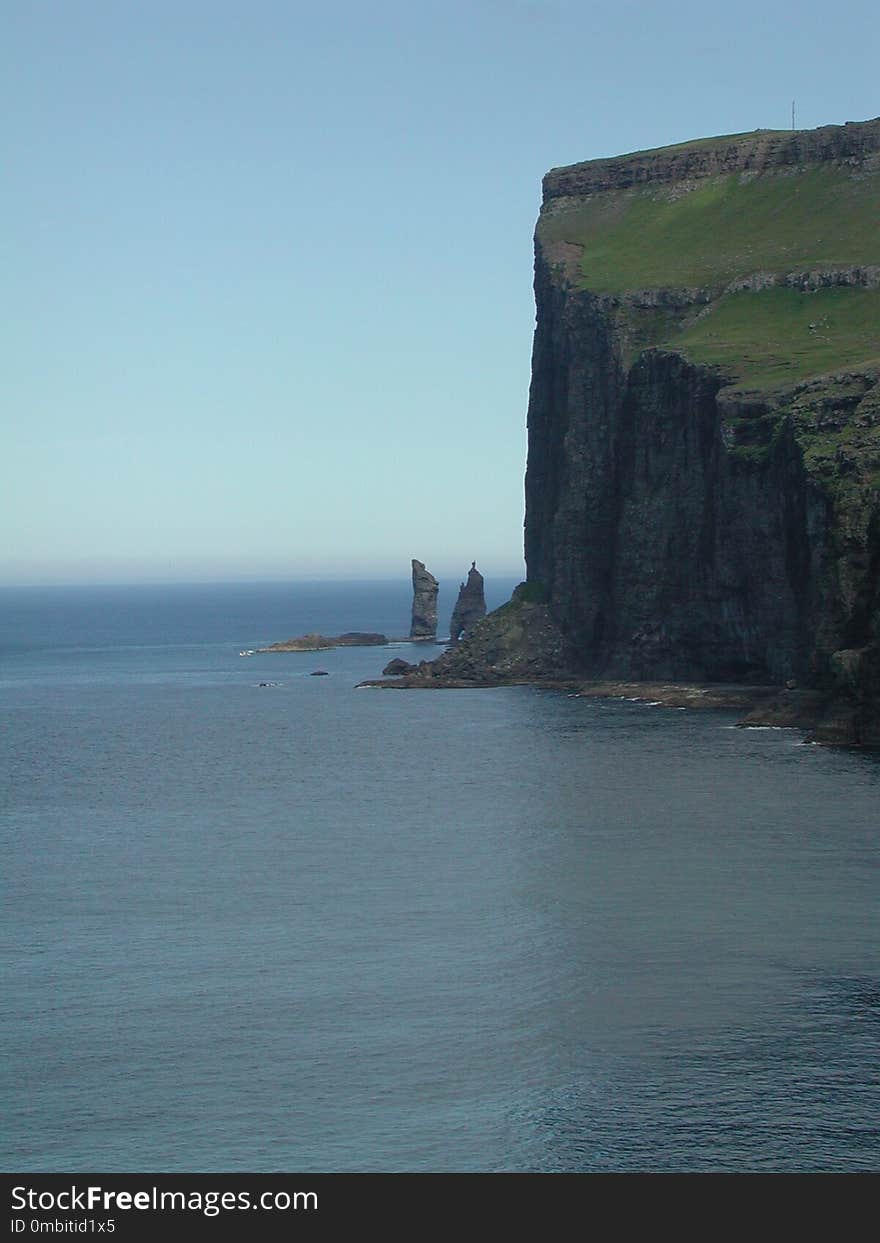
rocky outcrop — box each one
[449,563,487,644]
[410,559,439,639]
[432,585,566,679]
[363,585,569,687]
[383,657,417,676]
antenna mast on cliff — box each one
[792,100,796,130]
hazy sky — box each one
[3,0,877,585]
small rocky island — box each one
[260,632,387,653]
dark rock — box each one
[429,589,566,680]
[521,290,880,733]
[449,562,487,644]
[310,670,330,676]
[382,657,416,675]
[410,560,439,639]
[336,632,387,646]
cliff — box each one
[523,117,880,743]
[369,120,879,742]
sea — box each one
[2,579,878,1173]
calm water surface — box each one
[1,582,878,1171]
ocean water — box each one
[1,580,878,1172]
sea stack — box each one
[449,562,486,644]
[410,559,439,640]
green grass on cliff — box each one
[666,287,880,390]
[541,165,880,292]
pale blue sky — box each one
[3,0,877,584]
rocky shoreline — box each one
[354,589,876,746]
[356,670,859,743]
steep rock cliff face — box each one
[524,117,880,742]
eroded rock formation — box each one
[449,563,487,644]
[410,559,439,639]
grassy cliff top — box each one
[538,118,880,390]
[539,164,880,292]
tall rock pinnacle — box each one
[449,562,486,644]
[410,559,439,640]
